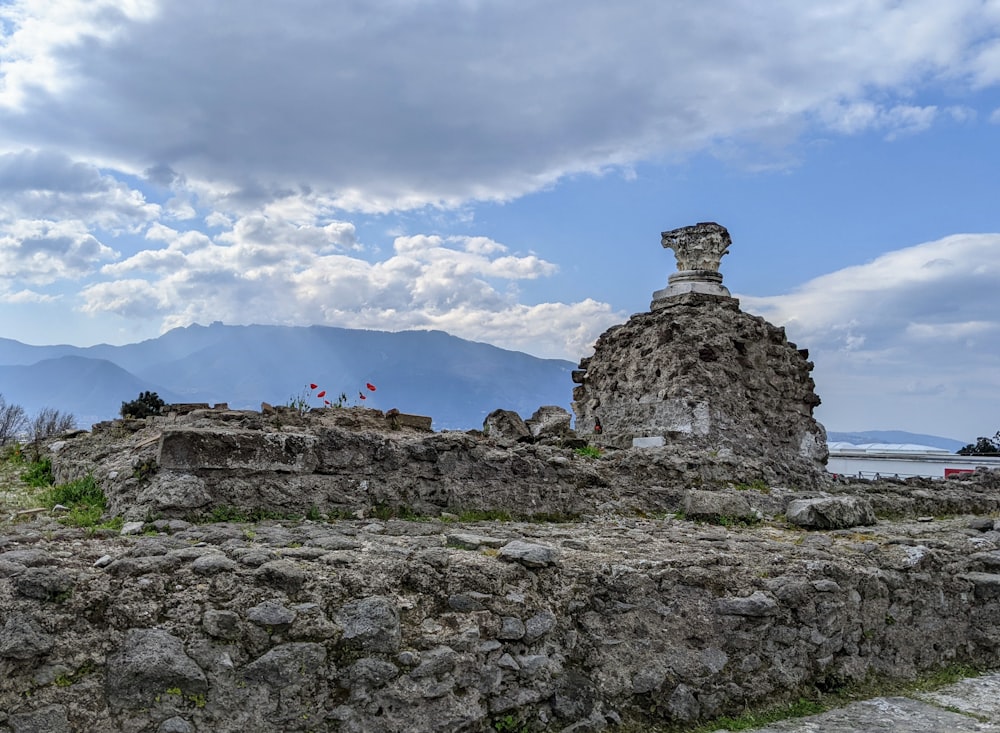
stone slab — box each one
[727,674,1000,732]
[632,436,665,448]
[727,696,1000,732]
[915,672,1000,721]
[388,412,433,431]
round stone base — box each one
[651,270,731,306]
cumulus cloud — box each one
[1,1,998,210]
[0,219,118,284]
[82,225,621,359]
[739,233,1000,437]
[0,149,159,229]
[0,288,58,304]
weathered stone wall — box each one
[47,406,837,526]
[572,293,827,483]
[13,412,1000,731]
[2,491,1000,733]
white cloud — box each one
[81,224,621,359]
[0,1,997,210]
[0,0,158,109]
[79,278,168,319]
[818,102,942,138]
[0,149,159,229]
[739,233,1000,437]
[0,219,118,284]
[0,288,58,304]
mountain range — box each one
[0,323,577,431]
[0,323,972,449]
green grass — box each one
[733,479,770,494]
[197,505,307,524]
[574,445,603,459]
[205,505,249,523]
[35,474,121,530]
[21,458,54,487]
[41,475,104,508]
[492,714,528,732]
[455,509,514,522]
[684,698,828,732]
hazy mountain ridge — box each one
[826,430,965,452]
[0,326,974,444]
[0,324,576,430]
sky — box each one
[0,0,999,442]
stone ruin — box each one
[572,222,828,482]
[8,222,1000,732]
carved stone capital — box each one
[660,222,731,273]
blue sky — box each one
[1,0,999,441]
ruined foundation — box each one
[2,223,998,732]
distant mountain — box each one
[0,324,577,430]
[827,430,966,453]
[0,356,183,428]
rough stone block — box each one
[499,540,560,568]
[158,428,318,472]
[483,409,531,443]
[683,490,757,521]
[337,596,401,653]
[786,496,876,529]
[105,629,207,708]
[525,405,572,439]
[387,411,433,431]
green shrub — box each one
[121,391,165,419]
[573,445,603,459]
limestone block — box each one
[683,490,757,521]
[525,405,572,439]
[499,540,560,568]
[632,436,665,448]
[158,428,318,472]
[483,409,530,443]
[786,496,876,529]
[105,629,208,708]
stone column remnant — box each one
[652,221,732,305]
[573,221,828,485]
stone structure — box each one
[573,223,827,483]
